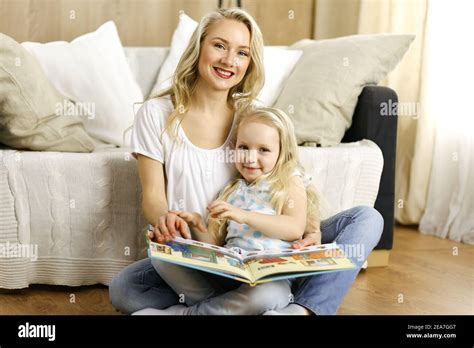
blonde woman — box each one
[134,106,318,315]
[109,8,384,315]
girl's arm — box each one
[205,218,227,246]
[208,176,307,241]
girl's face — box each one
[198,19,251,92]
[235,120,280,183]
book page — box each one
[242,243,339,262]
[245,245,356,281]
[162,236,245,261]
[148,239,251,281]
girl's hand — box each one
[207,200,248,224]
[169,210,208,234]
[147,212,191,243]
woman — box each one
[109,8,384,315]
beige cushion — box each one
[274,34,415,146]
[0,33,98,152]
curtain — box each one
[417,0,474,244]
[313,0,474,244]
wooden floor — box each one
[339,225,473,314]
[0,225,472,315]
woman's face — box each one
[235,120,280,183]
[198,19,251,92]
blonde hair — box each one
[152,8,265,139]
[211,106,320,242]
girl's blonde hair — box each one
[211,106,320,242]
[152,8,265,139]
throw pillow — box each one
[0,33,99,152]
[22,21,143,146]
[150,13,198,97]
[275,34,415,146]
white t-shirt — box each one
[131,96,238,223]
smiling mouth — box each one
[244,166,260,171]
[213,67,234,79]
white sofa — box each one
[0,47,383,289]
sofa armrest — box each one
[342,86,398,250]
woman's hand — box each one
[147,212,191,243]
[291,230,321,249]
[207,200,248,224]
[170,210,208,234]
[292,201,322,249]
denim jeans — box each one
[109,205,383,315]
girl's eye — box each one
[239,51,249,57]
[215,43,225,50]
[259,148,269,153]
[238,145,248,150]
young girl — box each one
[134,106,320,315]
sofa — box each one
[0,46,396,289]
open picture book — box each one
[148,236,356,286]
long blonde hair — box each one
[211,106,320,242]
[152,8,265,139]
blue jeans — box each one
[109,205,383,315]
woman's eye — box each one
[239,51,249,57]
[238,145,248,150]
[214,43,225,50]
[259,148,269,153]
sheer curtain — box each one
[313,0,474,244]
[418,0,474,244]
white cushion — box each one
[256,47,302,106]
[275,34,415,146]
[124,47,170,98]
[149,14,302,106]
[22,21,144,146]
[151,14,198,97]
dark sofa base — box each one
[342,86,398,250]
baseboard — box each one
[367,249,390,267]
